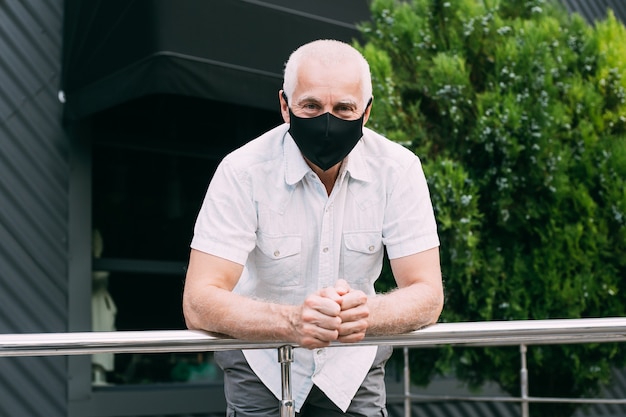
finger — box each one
[299,323,340,346]
[338,289,368,311]
[306,293,341,316]
[318,286,343,304]
[337,331,366,343]
[334,279,350,295]
[302,307,342,331]
[298,312,340,348]
[337,319,368,343]
[339,303,369,324]
[299,334,334,349]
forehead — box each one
[292,58,363,103]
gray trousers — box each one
[214,346,393,417]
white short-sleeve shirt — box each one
[191,123,439,411]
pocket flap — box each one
[343,231,382,254]
[257,234,301,259]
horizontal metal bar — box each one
[1,317,626,357]
[388,394,626,405]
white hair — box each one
[282,39,372,109]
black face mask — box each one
[285,95,370,171]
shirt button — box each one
[273,250,280,257]
[322,247,329,253]
[368,245,375,252]
[316,349,323,355]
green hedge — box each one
[361,1,626,416]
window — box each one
[91,145,217,386]
[70,95,280,416]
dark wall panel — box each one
[562,0,626,23]
[0,0,68,416]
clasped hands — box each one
[296,279,370,349]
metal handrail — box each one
[2,317,626,357]
[2,317,626,417]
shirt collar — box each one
[342,138,372,183]
[283,127,373,185]
[284,130,311,185]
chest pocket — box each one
[255,233,302,287]
[342,231,384,289]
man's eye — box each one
[336,105,356,113]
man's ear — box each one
[279,90,290,123]
[363,97,373,125]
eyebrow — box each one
[295,96,322,106]
[296,96,358,109]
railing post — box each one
[520,344,529,417]
[278,345,295,417]
[404,347,411,417]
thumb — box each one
[334,279,350,295]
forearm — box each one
[183,286,297,341]
[366,282,443,336]
[183,250,348,349]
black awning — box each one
[61,0,371,121]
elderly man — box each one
[183,39,443,417]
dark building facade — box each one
[1,1,370,416]
[0,1,67,416]
[0,1,624,417]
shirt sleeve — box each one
[382,156,440,259]
[190,158,257,265]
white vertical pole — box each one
[404,347,411,417]
[278,345,295,417]
[520,344,529,417]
